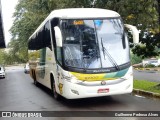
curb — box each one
[134,68,160,71]
[133,89,160,99]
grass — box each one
[133,80,160,94]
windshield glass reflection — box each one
[60,19,129,69]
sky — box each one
[1,0,18,45]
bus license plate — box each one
[98,88,109,93]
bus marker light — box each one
[71,89,79,95]
[98,88,109,93]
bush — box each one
[138,65,143,68]
[131,53,142,65]
[144,64,155,68]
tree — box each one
[156,0,160,32]
[8,0,160,63]
[0,49,5,64]
[132,32,160,58]
[9,0,57,63]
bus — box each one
[28,8,139,100]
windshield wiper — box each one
[101,38,120,71]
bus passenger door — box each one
[55,47,63,95]
[37,48,46,84]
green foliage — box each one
[136,65,143,68]
[8,0,56,64]
[0,49,6,64]
[131,53,142,65]
[28,50,40,61]
[132,32,160,58]
[6,0,160,63]
[0,49,18,65]
[144,64,156,68]
[134,80,160,94]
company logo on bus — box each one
[93,69,110,73]
[101,81,106,85]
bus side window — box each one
[44,21,52,50]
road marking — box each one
[134,95,146,98]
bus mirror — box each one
[54,26,62,47]
[124,24,139,44]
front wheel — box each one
[51,76,61,100]
[53,81,60,99]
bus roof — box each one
[29,8,120,40]
[48,8,120,19]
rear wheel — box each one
[33,71,37,86]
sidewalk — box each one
[133,89,160,100]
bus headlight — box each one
[62,74,82,84]
[70,79,82,84]
[70,78,78,83]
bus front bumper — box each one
[61,77,133,99]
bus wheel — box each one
[33,71,37,86]
[51,76,60,100]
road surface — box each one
[0,66,160,120]
[133,69,160,82]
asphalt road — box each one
[133,69,160,82]
[0,66,160,120]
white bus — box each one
[28,8,139,99]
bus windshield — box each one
[60,18,130,70]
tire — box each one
[51,75,60,100]
[33,71,38,86]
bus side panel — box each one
[28,50,39,82]
[43,47,57,89]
